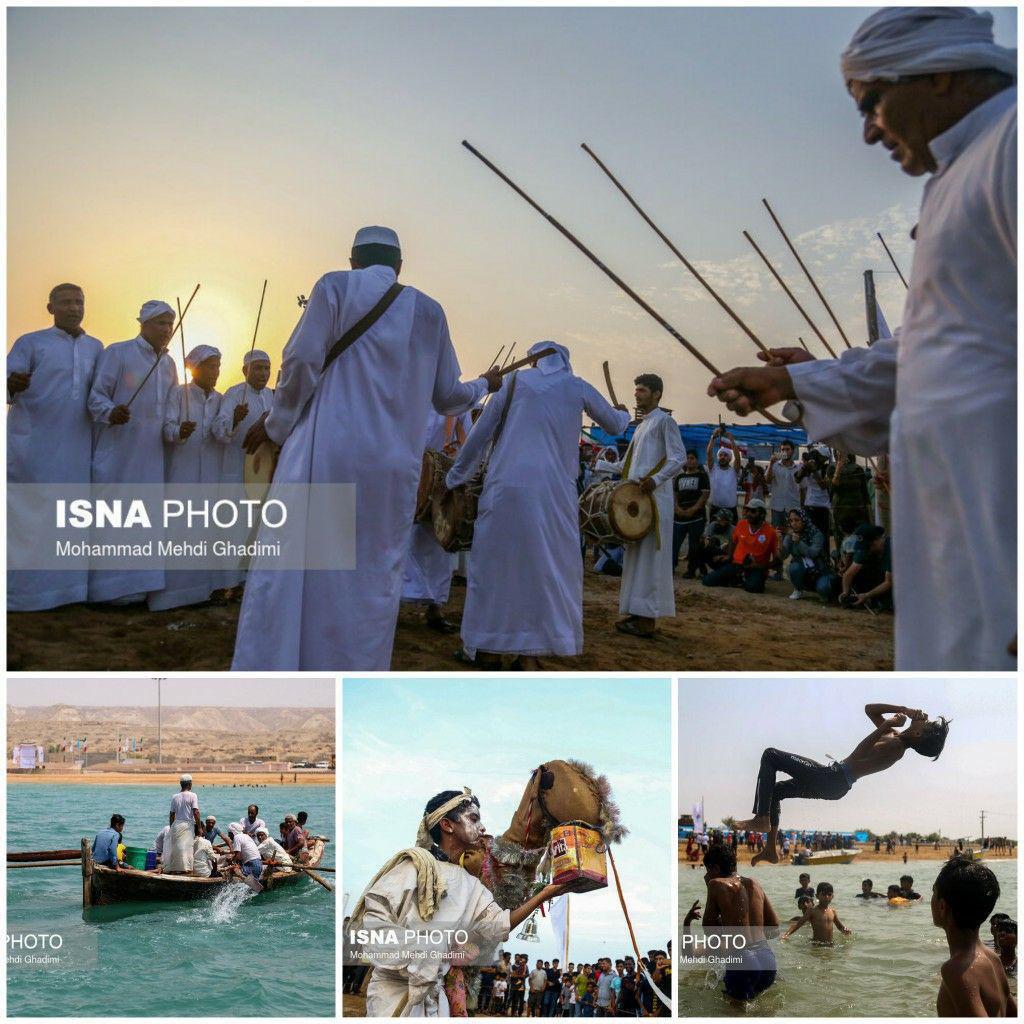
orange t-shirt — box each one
[731,520,779,567]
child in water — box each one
[789,895,815,924]
[782,882,852,945]
[887,885,912,906]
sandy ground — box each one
[679,843,1017,865]
[7,572,893,672]
[7,770,333,785]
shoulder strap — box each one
[321,281,405,373]
[481,371,519,472]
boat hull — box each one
[791,851,858,866]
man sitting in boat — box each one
[228,822,265,884]
[297,810,311,839]
[283,814,310,863]
[92,814,125,871]
[165,774,202,875]
[255,827,292,871]
[154,822,171,869]
[192,825,217,878]
[233,804,266,838]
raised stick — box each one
[762,198,852,349]
[798,337,810,353]
[125,284,201,407]
[488,344,506,369]
[462,140,720,377]
[500,341,517,370]
[242,278,269,405]
[876,232,908,290]
[602,360,620,406]
[743,232,838,358]
[177,296,189,421]
[500,347,556,375]
[582,142,769,356]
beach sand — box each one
[7,770,333,786]
[7,573,893,672]
[679,843,1018,865]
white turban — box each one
[184,344,220,369]
[528,340,572,375]
[717,446,733,461]
[138,300,174,324]
[841,7,1017,83]
[243,349,270,367]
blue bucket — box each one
[144,850,157,871]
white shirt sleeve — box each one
[162,385,188,444]
[212,387,242,443]
[88,345,122,425]
[430,309,488,416]
[445,387,506,489]
[581,379,630,436]
[651,415,686,489]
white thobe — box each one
[7,326,103,610]
[231,265,486,670]
[88,337,179,602]
[786,87,1016,670]
[148,383,226,611]
[618,408,686,618]
[360,859,511,1017]
[447,368,628,656]
[401,410,470,606]
[212,382,275,483]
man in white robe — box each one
[708,7,1016,669]
[164,774,200,874]
[231,226,499,670]
[401,408,471,633]
[446,342,629,667]
[616,373,686,638]
[87,300,180,603]
[351,789,569,1017]
[149,345,227,611]
[7,283,103,610]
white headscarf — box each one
[528,340,572,375]
[138,299,174,324]
[243,349,270,367]
[841,7,1016,83]
[184,344,220,369]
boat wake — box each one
[208,883,258,923]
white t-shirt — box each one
[257,836,292,867]
[709,462,738,508]
[192,836,215,877]
[769,460,801,513]
[236,815,267,837]
[801,470,831,508]
[171,789,200,823]
[528,969,548,993]
[493,980,508,1000]
[232,831,261,863]
[155,825,170,858]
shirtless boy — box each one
[735,703,949,865]
[782,882,851,945]
[789,895,815,924]
[683,844,780,1003]
[932,858,1016,1017]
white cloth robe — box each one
[359,859,511,1017]
[231,265,487,671]
[787,87,1016,670]
[87,336,179,602]
[447,367,629,656]
[7,326,104,610]
[147,382,226,611]
[617,408,686,618]
[401,410,470,606]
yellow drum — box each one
[579,480,654,546]
[550,822,608,893]
[243,441,280,503]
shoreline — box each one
[7,771,333,786]
[679,843,1018,865]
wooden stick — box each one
[500,341,517,370]
[762,198,852,349]
[602,360,620,406]
[488,344,506,370]
[500,347,556,375]
[177,296,189,421]
[876,232,909,290]
[125,283,201,407]
[276,862,334,891]
[9,849,82,862]
[743,232,838,358]
[8,861,82,869]
[242,279,269,404]
[798,336,810,353]
[582,142,769,355]
[462,140,721,377]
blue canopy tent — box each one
[585,421,808,460]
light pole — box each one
[155,677,165,766]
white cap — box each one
[138,300,175,324]
[746,498,767,510]
[180,773,192,784]
[244,349,271,367]
[353,225,400,250]
[205,815,216,823]
[184,345,220,369]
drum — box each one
[579,479,655,546]
[415,449,453,524]
[432,472,483,552]
[243,441,280,503]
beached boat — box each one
[80,836,327,907]
[791,849,859,866]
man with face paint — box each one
[707,8,1016,670]
[350,788,570,1017]
[87,300,181,603]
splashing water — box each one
[207,882,259,923]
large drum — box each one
[432,473,483,552]
[415,449,453,524]
[579,480,655,546]
[243,441,280,503]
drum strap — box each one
[481,371,519,474]
[321,281,406,373]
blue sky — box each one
[343,677,672,964]
[679,677,1017,839]
[8,7,1015,417]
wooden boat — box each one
[9,849,81,863]
[791,849,859,866]
[80,836,327,907]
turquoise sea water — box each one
[7,783,335,1017]
[678,859,1017,1017]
